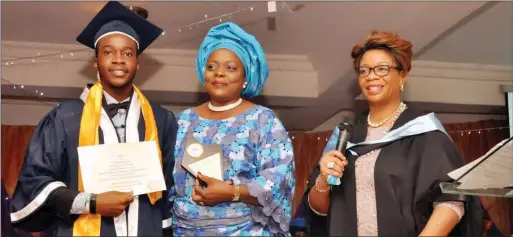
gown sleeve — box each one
[245,111,296,234]
[9,107,75,232]
[160,110,178,230]
[414,131,484,236]
[303,126,339,237]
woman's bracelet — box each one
[315,175,331,193]
[308,193,328,216]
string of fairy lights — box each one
[1,5,258,63]
[1,1,298,97]
[288,126,513,141]
[1,4,262,97]
[177,6,254,32]
[1,1,299,65]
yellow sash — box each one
[73,82,162,236]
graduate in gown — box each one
[9,1,177,236]
[169,22,296,236]
[305,31,483,236]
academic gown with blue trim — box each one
[304,108,484,237]
[9,97,177,236]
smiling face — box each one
[358,49,406,105]
[93,33,139,90]
[203,48,246,104]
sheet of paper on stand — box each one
[447,140,504,179]
[77,141,167,196]
[448,138,513,190]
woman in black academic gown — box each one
[304,31,483,236]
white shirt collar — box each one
[103,91,130,105]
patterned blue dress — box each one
[170,105,296,236]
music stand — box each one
[440,136,513,198]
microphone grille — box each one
[338,116,354,133]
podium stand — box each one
[440,182,513,198]
[441,136,513,198]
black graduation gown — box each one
[304,108,484,236]
[2,183,33,237]
[9,98,177,236]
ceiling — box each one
[2,1,511,130]
[418,1,513,66]
[1,1,309,54]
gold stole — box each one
[72,82,162,236]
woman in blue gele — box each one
[169,22,296,236]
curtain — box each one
[1,125,36,197]
[1,120,511,235]
[289,130,332,217]
[1,125,38,237]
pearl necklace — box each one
[208,98,243,112]
[362,104,407,158]
[367,102,406,128]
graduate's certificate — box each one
[77,141,166,196]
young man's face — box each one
[94,34,139,89]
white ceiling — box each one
[2,1,511,130]
[5,1,509,64]
[419,1,513,66]
[1,1,308,54]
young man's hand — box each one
[96,191,134,217]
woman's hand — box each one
[319,150,348,180]
[308,150,348,215]
[192,173,235,207]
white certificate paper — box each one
[78,141,166,196]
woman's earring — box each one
[242,82,247,89]
[96,71,101,81]
[400,84,404,92]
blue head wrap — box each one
[196,22,269,98]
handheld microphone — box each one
[327,121,353,186]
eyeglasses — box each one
[356,65,402,77]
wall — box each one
[0,99,283,126]
[1,41,319,100]
[312,60,513,131]
[2,99,504,128]
[313,109,507,132]
[353,61,513,106]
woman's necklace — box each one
[363,104,407,157]
[207,98,243,112]
[367,102,406,128]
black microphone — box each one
[335,122,353,153]
[327,120,353,186]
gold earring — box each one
[96,71,101,81]
[400,84,404,92]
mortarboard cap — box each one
[76,1,163,54]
